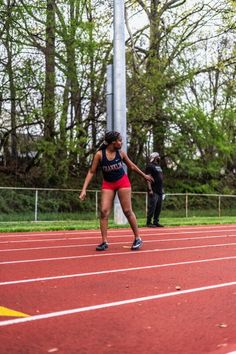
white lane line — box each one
[0,281,236,327]
[0,237,75,244]
[1,229,236,245]
[0,225,235,239]
[1,255,236,286]
[0,231,96,238]
[2,234,236,253]
[1,242,236,265]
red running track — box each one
[0,224,236,353]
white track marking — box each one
[1,234,236,252]
[1,255,236,286]
[1,241,236,265]
[1,228,236,245]
[0,281,236,327]
[0,225,235,239]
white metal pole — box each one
[113,0,127,224]
[113,0,127,152]
[185,193,188,218]
[218,195,221,217]
[106,64,114,131]
[35,189,38,222]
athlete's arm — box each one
[145,166,154,193]
[79,151,101,200]
[147,178,153,194]
[121,151,154,183]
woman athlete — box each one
[79,131,153,251]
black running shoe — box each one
[96,242,108,251]
[131,238,143,250]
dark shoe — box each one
[96,242,108,251]
[131,238,143,250]
[146,223,157,228]
[154,223,164,227]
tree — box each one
[124,0,236,191]
[0,0,113,185]
[1,0,17,162]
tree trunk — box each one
[44,0,56,141]
[147,1,167,160]
[5,0,17,160]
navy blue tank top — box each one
[101,149,125,182]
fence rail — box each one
[0,187,235,222]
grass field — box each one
[0,216,235,233]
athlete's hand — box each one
[79,190,86,201]
[144,174,154,183]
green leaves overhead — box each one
[0,0,235,193]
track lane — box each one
[1,225,236,245]
[1,255,236,315]
[1,241,236,282]
[1,228,236,261]
[0,284,236,353]
[1,224,236,354]
[1,232,236,253]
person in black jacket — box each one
[145,152,164,227]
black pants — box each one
[147,193,162,224]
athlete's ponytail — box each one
[98,131,121,150]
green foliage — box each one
[0,0,236,196]
[0,186,235,224]
[163,104,235,192]
[0,190,35,214]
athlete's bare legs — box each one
[117,188,140,239]
[100,189,115,243]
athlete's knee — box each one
[100,209,110,219]
[123,208,133,218]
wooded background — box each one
[0,0,235,194]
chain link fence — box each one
[0,187,235,222]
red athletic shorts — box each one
[101,174,131,190]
